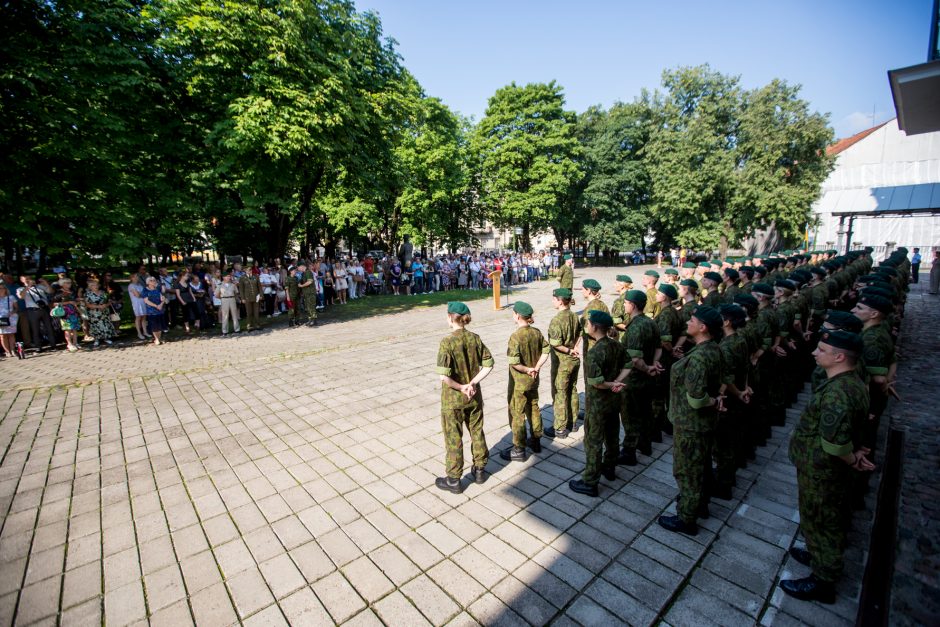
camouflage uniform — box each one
[286,272,302,323]
[789,370,869,583]
[620,314,661,452]
[652,303,683,432]
[859,321,895,450]
[300,270,318,321]
[557,264,574,290]
[238,273,262,330]
[580,299,610,355]
[507,326,550,448]
[716,332,750,486]
[669,339,723,524]
[756,305,784,428]
[644,287,661,318]
[701,288,722,307]
[437,329,495,479]
[548,308,582,431]
[581,336,626,485]
[611,294,627,341]
[722,283,740,304]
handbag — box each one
[109,305,121,323]
[51,305,65,317]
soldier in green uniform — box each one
[286,264,302,327]
[617,290,663,465]
[714,303,751,499]
[721,268,740,303]
[663,267,679,285]
[775,279,800,404]
[568,310,629,497]
[752,282,784,440]
[852,294,896,451]
[780,330,873,603]
[502,301,550,462]
[671,279,699,358]
[574,279,609,419]
[642,270,661,318]
[557,254,574,291]
[700,271,723,307]
[658,305,725,536]
[238,269,262,331]
[652,283,682,437]
[679,261,697,281]
[733,292,762,460]
[546,288,581,439]
[435,302,495,494]
[298,265,318,326]
[610,275,633,339]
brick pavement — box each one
[0,265,886,626]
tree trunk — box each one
[522,222,531,252]
[38,247,47,275]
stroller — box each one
[366,272,385,295]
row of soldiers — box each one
[433,246,905,605]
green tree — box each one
[472,81,583,251]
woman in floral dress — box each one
[53,279,83,352]
[84,277,116,347]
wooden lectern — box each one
[488,270,502,310]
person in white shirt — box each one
[470,258,481,289]
[260,267,277,316]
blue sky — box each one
[358,0,932,139]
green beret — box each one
[740,266,755,277]
[679,279,698,289]
[703,271,723,283]
[809,266,827,277]
[682,262,697,269]
[513,301,533,317]
[587,309,614,328]
[644,270,660,278]
[658,284,678,300]
[582,279,601,291]
[710,261,722,268]
[553,288,572,299]
[447,301,470,315]
[774,279,797,291]
[616,274,633,284]
[824,310,863,333]
[624,289,647,308]
[862,286,895,301]
[751,282,774,297]
[874,266,898,277]
[692,305,722,329]
[858,294,892,314]
[698,262,711,268]
[733,293,758,309]
[563,254,573,260]
[819,330,863,353]
[719,303,747,325]
[664,268,678,276]
[723,268,740,281]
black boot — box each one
[435,477,463,494]
[616,448,638,466]
[528,437,542,454]
[638,438,653,456]
[543,426,556,438]
[779,574,835,604]
[471,467,487,485]
[601,465,616,481]
[788,546,812,566]
[568,479,598,497]
[500,447,527,462]
[658,514,698,536]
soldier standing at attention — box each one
[286,265,302,327]
[238,269,262,332]
[642,270,661,318]
[502,301,550,462]
[700,271,724,307]
[546,288,581,440]
[852,294,897,451]
[679,261,697,281]
[610,275,633,339]
[569,310,629,497]
[617,290,663,465]
[714,303,751,499]
[298,264,318,326]
[652,283,682,437]
[663,267,679,285]
[435,302,495,494]
[721,268,741,303]
[671,279,699,358]
[557,254,574,291]
[574,279,609,420]
[658,305,724,536]
[780,330,873,603]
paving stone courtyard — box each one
[0,265,903,626]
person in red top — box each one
[363,256,374,274]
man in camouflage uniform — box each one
[642,270,661,318]
[546,288,581,439]
[714,303,751,499]
[502,301,550,462]
[286,264,303,327]
[569,310,628,497]
[617,290,663,466]
[238,269,262,331]
[557,254,574,290]
[652,283,683,437]
[435,301,495,494]
[658,305,724,536]
[721,268,741,304]
[700,271,723,307]
[298,264,318,326]
[610,275,634,339]
[753,282,785,435]
[780,330,873,603]
[574,279,608,418]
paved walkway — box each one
[0,265,889,626]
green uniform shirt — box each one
[860,322,895,377]
[238,274,261,300]
[644,287,661,318]
[507,325,550,392]
[557,264,574,290]
[580,298,610,353]
[611,294,626,326]
[789,370,868,475]
[723,284,740,304]
[584,336,626,413]
[756,306,779,349]
[436,329,495,408]
[776,299,796,339]
[621,314,660,389]
[548,308,582,363]
[719,332,750,389]
[654,304,683,347]
[669,339,723,432]
[702,289,722,307]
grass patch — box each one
[327,288,501,321]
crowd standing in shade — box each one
[434,245,912,607]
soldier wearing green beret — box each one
[286,264,303,327]
[298,264,319,327]
[642,270,661,318]
[238,269,263,331]
[734,293,762,459]
[852,295,896,452]
[610,275,633,338]
[714,304,751,499]
[617,290,664,465]
[780,330,873,604]
[658,305,725,535]
[546,288,581,439]
[569,309,629,497]
[701,272,723,307]
[753,283,785,440]
[663,268,679,283]
[652,283,683,437]
[680,261,697,281]
[722,268,740,304]
[574,279,609,419]
[502,302,550,462]
[671,279,699,358]
[557,254,574,291]
[435,302,495,494]
[774,280,801,404]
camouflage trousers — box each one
[302,290,318,321]
[441,400,488,479]
[582,402,620,485]
[673,429,713,524]
[621,382,653,451]
[713,406,741,488]
[550,353,579,430]
[507,377,541,449]
[797,467,850,582]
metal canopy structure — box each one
[889,0,940,135]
